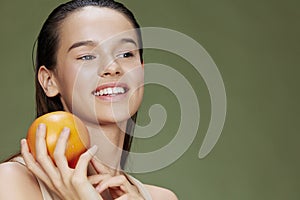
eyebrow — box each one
[119,38,138,47]
[67,38,138,52]
[68,40,97,52]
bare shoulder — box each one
[0,162,43,200]
[144,184,178,200]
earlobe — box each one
[38,66,59,97]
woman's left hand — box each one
[88,159,144,200]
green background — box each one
[0,0,299,199]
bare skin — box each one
[0,7,177,200]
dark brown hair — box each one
[35,0,143,168]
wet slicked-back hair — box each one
[35,0,143,168]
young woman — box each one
[0,0,178,199]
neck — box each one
[86,121,127,174]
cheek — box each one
[126,65,144,88]
[127,73,144,117]
[129,87,144,115]
[56,66,90,111]
[58,80,76,112]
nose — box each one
[98,59,123,78]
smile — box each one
[93,87,127,96]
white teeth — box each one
[94,87,126,96]
[103,89,108,95]
[107,88,113,95]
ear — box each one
[38,66,59,97]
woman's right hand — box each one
[21,123,103,200]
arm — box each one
[0,162,43,200]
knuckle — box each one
[53,150,61,161]
[71,175,83,186]
[62,177,71,188]
[103,173,112,178]
[52,177,63,189]
[49,172,64,188]
[119,175,127,182]
[79,152,92,163]
[47,184,56,192]
[81,152,89,160]
[123,194,129,200]
[26,163,35,172]
[79,152,89,161]
[132,193,143,200]
[36,154,45,162]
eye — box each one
[117,51,134,58]
[77,55,96,60]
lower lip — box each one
[94,92,128,102]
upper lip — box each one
[92,82,129,94]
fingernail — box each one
[89,145,98,155]
[62,127,70,134]
[96,185,103,192]
[60,128,70,138]
[20,139,26,145]
[38,123,46,130]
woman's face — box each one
[52,7,144,125]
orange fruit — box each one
[27,111,90,168]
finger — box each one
[53,127,70,172]
[91,157,113,175]
[88,174,112,185]
[35,124,55,166]
[74,145,98,176]
[71,146,98,191]
[35,124,63,188]
[95,175,135,194]
[21,138,55,190]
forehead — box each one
[58,6,137,50]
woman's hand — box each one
[21,123,103,200]
[88,158,145,200]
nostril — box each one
[100,68,122,77]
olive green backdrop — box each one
[0,0,299,199]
